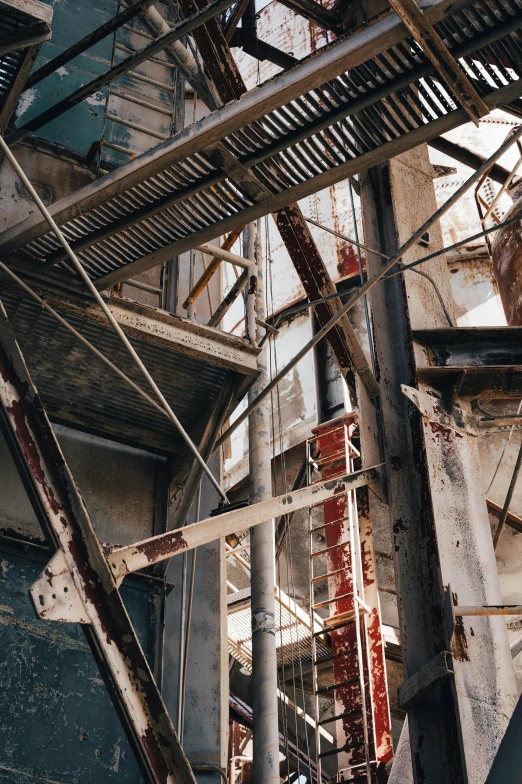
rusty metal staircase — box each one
[307,417,392,783]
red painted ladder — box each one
[307,415,393,783]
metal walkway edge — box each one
[2,0,522,288]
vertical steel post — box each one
[360,149,517,783]
[246,222,280,783]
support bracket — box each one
[398,650,454,710]
[31,550,89,623]
[401,384,477,436]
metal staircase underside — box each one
[2,0,522,289]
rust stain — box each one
[138,530,188,563]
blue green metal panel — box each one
[0,545,163,783]
[14,0,119,155]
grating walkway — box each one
[2,0,522,289]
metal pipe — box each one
[0,135,228,504]
[207,268,249,328]
[125,278,162,294]
[214,126,522,451]
[493,441,522,550]
[182,227,245,311]
[247,223,280,783]
[196,243,252,270]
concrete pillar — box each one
[359,147,517,783]
[247,223,280,783]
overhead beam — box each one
[428,137,514,186]
[0,0,467,255]
[107,466,381,582]
[387,0,488,123]
[275,0,343,34]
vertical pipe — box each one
[247,222,280,783]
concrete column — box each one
[359,147,517,783]
[247,222,280,783]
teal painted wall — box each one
[0,545,162,783]
[14,0,119,156]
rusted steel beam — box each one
[274,205,380,400]
[275,0,343,34]
[428,138,514,186]
[311,418,392,778]
[360,147,517,782]
[387,0,488,123]
[107,466,382,583]
[0,299,196,784]
[182,30,378,401]
[178,0,245,104]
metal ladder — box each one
[307,420,377,784]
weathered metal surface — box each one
[492,196,522,325]
[413,327,522,399]
[0,278,258,453]
[311,417,392,780]
[107,466,382,582]
[0,544,164,784]
[0,0,52,133]
[274,204,379,399]
[24,0,156,90]
[360,145,517,783]
[7,0,237,149]
[387,0,488,123]
[13,0,115,155]
[4,0,522,289]
[0,298,196,784]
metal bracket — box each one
[30,551,89,623]
[398,650,454,710]
[401,384,477,436]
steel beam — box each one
[387,0,488,123]
[106,467,381,583]
[360,147,517,783]
[0,21,51,56]
[0,299,196,784]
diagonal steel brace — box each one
[388,0,488,124]
[0,298,196,784]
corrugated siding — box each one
[101,5,177,167]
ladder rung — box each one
[311,567,346,583]
[325,604,368,627]
[312,591,353,609]
[318,741,365,760]
[315,676,359,695]
[318,706,362,725]
[314,646,358,665]
[312,515,350,533]
[313,617,356,636]
[311,540,351,558]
